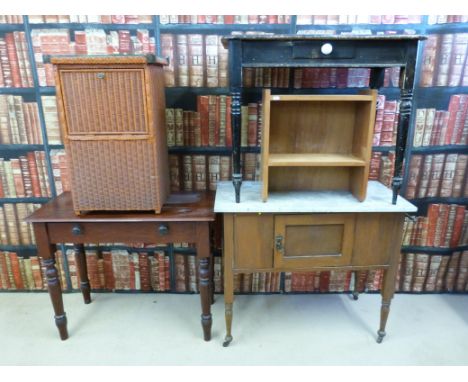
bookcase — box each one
[261,89,377,201]
[0,15,467,295]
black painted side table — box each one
[221,34,425,204]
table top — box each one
[26,192,215,223]
[214,181,417,214]
[222,34,425,44]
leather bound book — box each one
[443,204,458,247]
[448,33,468,86]
[426,154,445,197]
[412,253,430,292]
[444,251,461,291]
[426,204,440,247]
[401,252,415,292]
[417,154,433,198]
[435,33,454,86]
[424,255,442,292]
[435,255,450,291]
[197,95,209,146]
[440,153,458,197]
[405,154,423,199]
[188,34,204,87]
[434,204,450,247]
[452,154,467,197]
[451,205,467,247]
[420,35,438,87]
[451,94,468,144]
[445,95,462,144]
[412,108,426,147]
[421,108,436,146]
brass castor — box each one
[223,335,233,347]
[352,291,359,300]
[376,330,386,344]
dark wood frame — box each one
[221,34,425,204]
[26,191,215,341]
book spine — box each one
[439,153,457,197]
[424,255,442,292]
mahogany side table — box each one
[25,191,215,341]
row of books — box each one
[0,96,41,144]
[159,15,290,24]
[169,154,242,192]
[161,34,228,88]
[402,204,468,248]
[296,15,422,25]
[165,95,400,149]
[396,251,468,293]
[243,67,399,89]
[373,96,399,147]
[166,95,232,147]
[428,16,468,24]
[31,29,156,87]
[0,252,44,290]
[0,32,33,88]
[28,15,153,24]
[413,95,468,147]
[0,150,70,198]
[406,153,468,199]
[420,33,468,87]
[0,16,23,24]
[0,204,39,245]
[369,151,395,188]
[3,249,468,294]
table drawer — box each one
[47,221,197,244]
[241,40,407,66]
[274,214,355,269]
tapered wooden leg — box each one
[377,268,396,344]
[196,223,212,341]
[352,271,360,300]
[223,214,234,347]
[34,223,68,340]
[74,244,91,304]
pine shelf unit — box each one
[261,89,377,201]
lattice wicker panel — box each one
[60,69,147,135]
[68,139,160,211]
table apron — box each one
[46,221,199,244]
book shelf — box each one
[0,14,467,295]
[261,89,376,201]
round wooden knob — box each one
[71,225,83,236]
[321,43,333,55]
[158,224,169,236]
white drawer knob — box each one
[321,43,333,55]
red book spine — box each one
[9,252,24,289]
[319,271,331,292]
[452,94,468,144]
[102,252,115,290]
[197,96,209,146]
[0,252,12,289]
[4,33,21,87]
[450,205,466,247]
[445,95,461,145]
[434,204,450,247]
[247,103,258,147]
[26,152,41,197]
[426,204,440,247]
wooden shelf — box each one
[268,94,375,102]
[267,153,366,167]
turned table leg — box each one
[222,215,234,347]
[74,244,91,304]
[197,223,212,341]
[34,223,68,340]
[377,268,395,343]
[352,271,360,300]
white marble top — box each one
[214,181,417,213]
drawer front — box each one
[59,68,148,135]
[233,214,274,270]
[274,214,355,269]
[47,221,196,244]
[242,40,407,66]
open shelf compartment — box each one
[261,89,378,201]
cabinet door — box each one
[274,214,355,269]
[59,68,148,136]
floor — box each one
[0,292,467,366]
